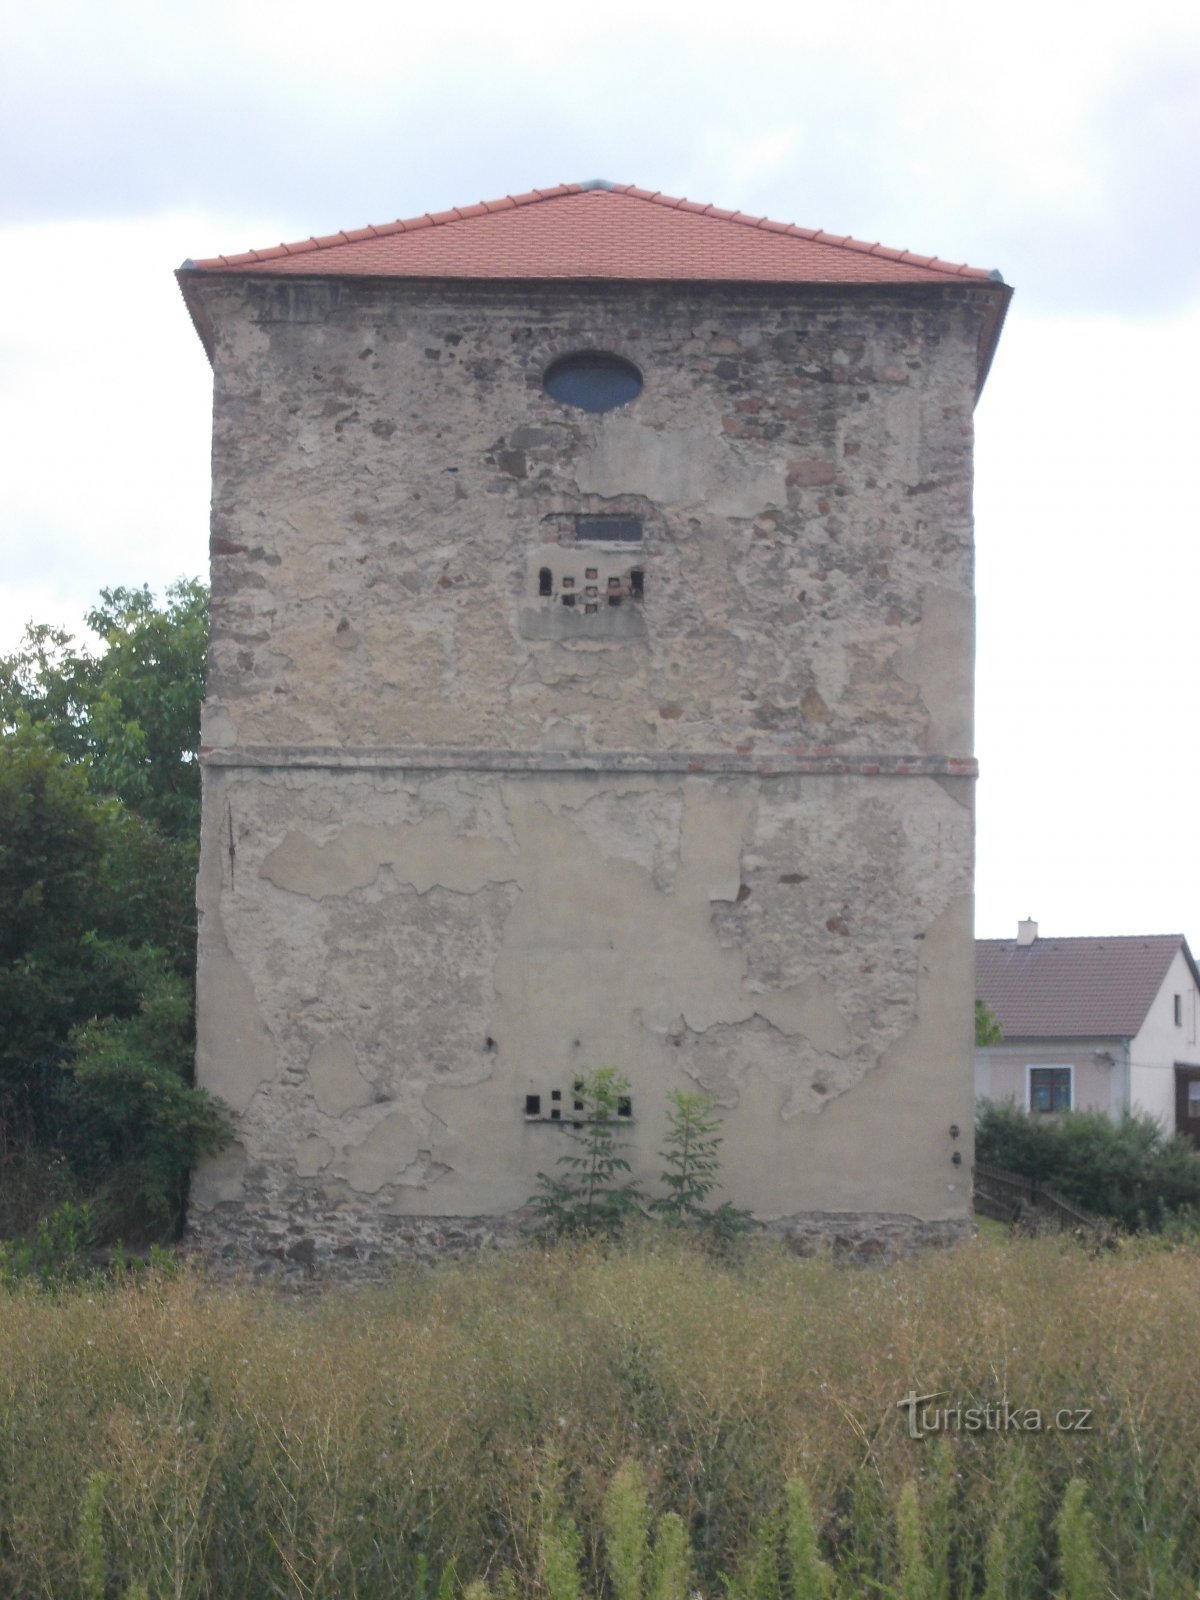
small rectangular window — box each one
[1175,994,1183,1026]
[1029,1066,1071,1113]
[525,1094,541,1117]
[574,515,643,543]
[630,569,644,598]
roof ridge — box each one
[188,181,994,282]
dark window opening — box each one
[543,351,642,414]
[630,569,644,598]
[562,593,576,607]
[562,575,575,588]
[574,515,643,544]
[608,595,622,607]
[607,576,621,589]
[551,1089,561,1102]
[538,567,552,597]
[525,1094,541,1116]
[586,567,598,580]
[618,1096,633,1118]
[1029,1067,1071,1113]
[550,1108,561,1120]
[585,603,598,614]
[1175,994,1183,1026]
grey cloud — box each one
[3,26,1196,319]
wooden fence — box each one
[973,1161,1100,1231]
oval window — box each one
[543,352,642,414]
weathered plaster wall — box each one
[188,276,983,1266]
[975,1042,1127,1119]
[194,280,983,758]
[192,766,974,1257]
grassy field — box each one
[0,1228,1197,1598]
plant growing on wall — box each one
[529,1067,642,1238]
[654,1087,752,1243]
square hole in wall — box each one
[525,1094,541,1116]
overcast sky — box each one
[2,0,1198,941]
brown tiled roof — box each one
[976,935,1197,1039]
[186,182,998,286]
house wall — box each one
[187,275,989,1267]
[975,1041,1127,1118]
[1130,948,1200,1132]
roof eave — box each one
[974,281,1012,403]
[175,266,1009,391]
[986,1031,1135,1044]
[176,266,217,367]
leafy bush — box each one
[61,961,232,1238]
[976,1100,1200,1230]
[0,1199,96,1287]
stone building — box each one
[177,182,1010,1267]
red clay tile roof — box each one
[186,182,998,286]
[976,935,1198,1040]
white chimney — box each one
[1017,918,1038,946]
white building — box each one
[976,920,1200,1144]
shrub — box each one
[976,1100,1200,1230]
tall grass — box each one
[0,1230,1197,1596]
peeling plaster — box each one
[261,810,519,897]
[342,1110,421,1193]
[190,279,986,1252]
[576,416,788,516]
[308,1036,372,1116]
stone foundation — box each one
[186,1203,974,1284]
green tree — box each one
[0,578,207,842]
[0,583,226,1243]
[653,1087,752,1244]
[0,725,120,1085]
[530,1067,642,1237]
[974,1000,1003,1047]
